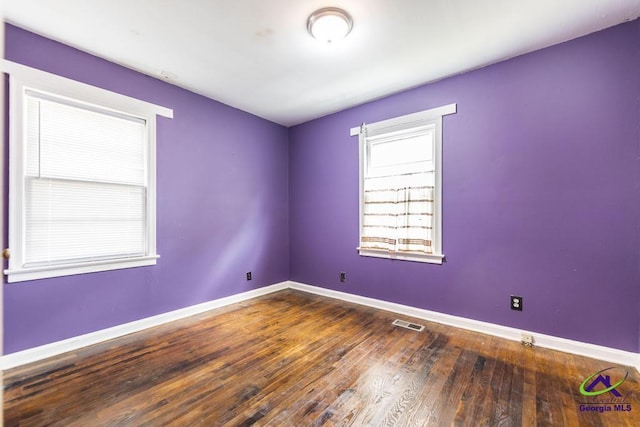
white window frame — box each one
[351,103,456,264]
[3,60,173,283]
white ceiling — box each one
[5,0,640,126]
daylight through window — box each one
[352,104,456,264]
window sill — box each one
[4,255,159,283]
[357,248,444,264]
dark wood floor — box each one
[4,290,640,426]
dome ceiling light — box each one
[307,7,353,44]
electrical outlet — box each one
[246,272,252,281]
[521,333,534,347]
[340,272,346,283]
[510,295,523,311]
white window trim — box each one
[3,60,173,283]
[351,103,456,265]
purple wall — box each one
[289,20,640,353]
[4,25,290,354]
[4,20,640,356]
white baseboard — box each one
[1,282,289,370]
[3,280,639,372]
[286,281,640,372]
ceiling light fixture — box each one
[307,7,353,44]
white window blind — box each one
[25,93,147,266]
[353,103,456,264]
[5,60,173,283]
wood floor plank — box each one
[521,346,538,427]
[4,289,640,426]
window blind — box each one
[24,92,148,266]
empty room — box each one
[2,0,640,426]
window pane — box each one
[27,95,146,186]
[26,97,40,177]
[7,67,167,282]
[25,178,146,265]
[369,130,433,169]
[357,105,455,261]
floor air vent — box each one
[392,319,425,332]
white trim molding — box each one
[357,247,445,265]
[1,60,173,119]
[3,280,638,372]
[353,104,456,265]
[3,60,174,283]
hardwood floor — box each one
[4,289,640,426]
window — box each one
[4,61,172,282]
[351,104,456,264]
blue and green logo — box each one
[579,367,629,397]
